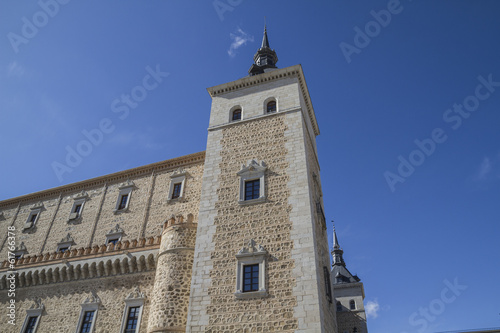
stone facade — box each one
[0,62,363,332]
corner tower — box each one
[187,28,337,332]
[332,226,368,333]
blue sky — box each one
[1,1,499,332]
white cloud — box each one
[6,61,25,78]
[227,28,254,57]
[476,157,492,180]
[473,154,500,182]
[365,299,380,319]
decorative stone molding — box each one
[20,298,44,333]
[114,181,134,213]
[118,179,135,189]
[237,160,267,205]
[120,287,146,333]
[14,242,28,258]
[126,286,146,301]
[57,233,75,250]
[30,202,44,210]
[235,239,268,299]
[73,190,89,200]
[167,169,188,203]
[82,291,101,306]
[28,297,44,311]
[236,239,267,257]
[106,224,125,245]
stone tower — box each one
[147,214,197,332]
[331,227,368,333]
[186,27,337,332]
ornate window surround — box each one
[235,239,268,299]
[114,180,134,213]
[23,202,44,231]
[20,298,44,333]
[237,160,267,205]
[105,224,124,245]
[75,292,100,333]
[167,168,187,203]
[57,233,75,253]
[69,191,88,222]
[119,288,146,333]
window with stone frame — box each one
[350,299,356,310]
[57,233,75,253]
[235,240,267,299]
[167,168,187,202]
[237,160,267,205]
[119,288,145,333]
[114,180,134,213]
[24,202,43,231]
[69,191,88,221]
[106,224,125,246]
[20,298,44,333]
[76,293,100,333]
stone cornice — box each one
[0,151,205,208]
[207,64,319,136]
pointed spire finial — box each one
[248,23,278,76]
[332,220,340,250]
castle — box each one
[0,27,368,333]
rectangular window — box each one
[79,311,95,333]
[171,183,182,199]
[74,204,82,214]
[58,247,69,253]
[30,213,38,223]
[124,306,140,333]
[108,238,119,245]
[244,180,260,201]
[118,194,129,210]
[242,264,259,292]
[24,316,39,333]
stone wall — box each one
[0,272,155,333]
[0,153,204,262]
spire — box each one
[248,24,278,76]
[333,223,340,250]
[331,220,361,284]
[261,25,270,49]
[331,221,345,267]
